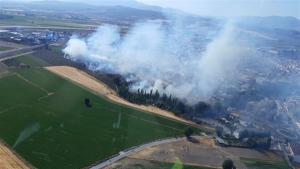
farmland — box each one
[0,15,95,29]
[0,55,198,169]
[0,46,13,51]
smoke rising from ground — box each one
[12,123,40,149]
[63,20,251,104]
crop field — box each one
[0,46,13,52]
[0,55,197,169]
[0,15,95,28]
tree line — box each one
[116,83,210,116]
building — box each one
[290,142,300,164]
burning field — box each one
[61,14,300,147]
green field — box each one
[0,15,95,28]
[0,46,13,51]
[241,157,292,169]
[0,56,199,169]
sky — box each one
[138,0,300,18]
[1,0,300,18]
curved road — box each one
[0,25,96,30]
[89,137,190,169]
[0,45,45,61]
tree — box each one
[216,126,224,137]
[266,137,272,149]
[154,90,160,99]
[176,101,186,114]
[184,127,194,138]
[194,101,210,113]
[222,159,236,169]
[84,98,92,108]
[239,129,249,140]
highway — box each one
[89,137,189,169]
[0,25,97,30]
[0,45,45,62]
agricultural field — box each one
[0,46,13,52]
[0,15,95,28]
[0,55,199,169]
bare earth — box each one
[0,140,30,169]
[126,137,283,169]
[45,66,200,126]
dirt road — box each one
[45,66,198,126]
[90,137,187,169]
[128,138,283,169]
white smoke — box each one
[63,20,250,104]
[63,38,88,59]
[13,123,40,149]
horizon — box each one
[0,0,299,18]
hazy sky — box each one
[1,0,300,18]
[138,0,300,18]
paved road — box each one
[0,25,97,30]
[89,137,189,169]
[0,45,44,61]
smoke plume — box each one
[63,19,251,104]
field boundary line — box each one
[15,73,50,95]
[0,51,34,62]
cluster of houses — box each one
[215,112,300,167]
[0,28,71,45]
[215,112,272,149]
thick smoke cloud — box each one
[63,20,250,104]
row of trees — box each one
[40,47,211,116]
[117,84,210,115]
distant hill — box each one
[0,1,166,22]
[70,0,163,12]
[237,16,300,30]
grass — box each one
[150,162,215,169]
[241,157,292,169]
[0,46,13,51]
[0,15,95,28]
[0,55,200,169]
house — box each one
[215,136,228,146]
[228,112,240,121]
[290,142,300,164]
